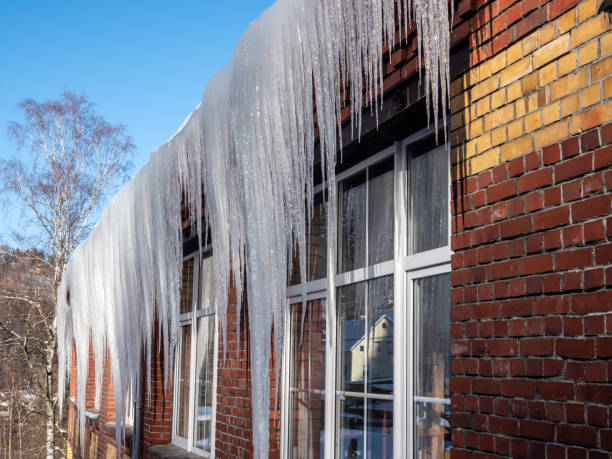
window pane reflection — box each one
[409,142,449,254]
[338,283,366,393]
[289,195,328,285]
[414,274,451,399]
[414,402,451,459]
[339,171,366,273]
[177,325,191,438]
[414,272,451,459]
[367,276,394,395]
[367,398,393,459]
[338,396,364,459]
[193,316,215,451]
[180,259,194,314]
[198,257,214,311]
[289,299,326,459]
[368,159,394,265]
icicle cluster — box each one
[57,0,452,457]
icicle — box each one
[56,0,452,458]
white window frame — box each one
[281,124,452,459]
[172,251,218,457]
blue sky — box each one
[0,1,274,240]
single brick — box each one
[571,14,610,49]
[572,100,612,134]
[550,68,588,101]
[534,119,570,149]
[533,33,570,69]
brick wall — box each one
[449,0,612,456]
[214,286,256,459]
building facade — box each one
[67,0,612,457]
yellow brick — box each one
[572,100,612,133]
[500,57,532,86]
[539,62,558,85]
[490,52,507,75]
[592,56,612,81]
[602,31,612,56]
[476,96,491,118]
[561,92,581,117]
[550,68,589,101]
[508,81,522,102]
[501,135,534,162]
[578,0,598,24]
[525,111,542,132]
[451,92,470,114]
[491,88,507,109]
[533,34,570,69]
[480,61,493,82]
[472,75,500,100]
[523,72,539,94]
[559,9,577,34]
[539,88,549,107]
[484,104,515,131]
[451,128,467,146]
[526,91,541,112]
[470,118,484,138]
[534,119,570,149]
[523,32,539,55]
[542,102,561,125]
[581,83,601,108]
[476,133,492,154]
[465,139,477,158]
[604,76,612,99]
[508,119,524,140]
[451,163,466,182]
[515,98,528,117]
[491,126,507,146]
[579,40,599,65]
[450,77,466,98]
[558,51,577,76]
[541,22,558,45]
[451,111,466,131]
[571,14,611,49]
[469,103,478,121]
[451,146,461,164]
[507,42,523,64]
[470,148,500,174]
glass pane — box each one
[199,257,214,310]
[338,282,366,393]
[290,391,325,459]
[367,276,394,395]
[409,143,449,253]
[368,159,394,265]
[367,398,393,459]
[308,195,327,281]
[337,396,364,459]
[289,193,328,285]
[339,171,366,273]
[193,316,215,451]
[414,402,451,459]
[289,299,326,459]
[414,273,451,399]
[291,300,326,391]
[180,258,195,314]
[176,325,191,438]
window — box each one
[282,127,451,459]
[173,254,217,456]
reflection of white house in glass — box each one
[349,314,393,384]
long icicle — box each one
[56,0,452,458]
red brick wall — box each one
[450,120,612,457]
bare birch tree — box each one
[0,91,134,458]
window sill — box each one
[147,444,204,459]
